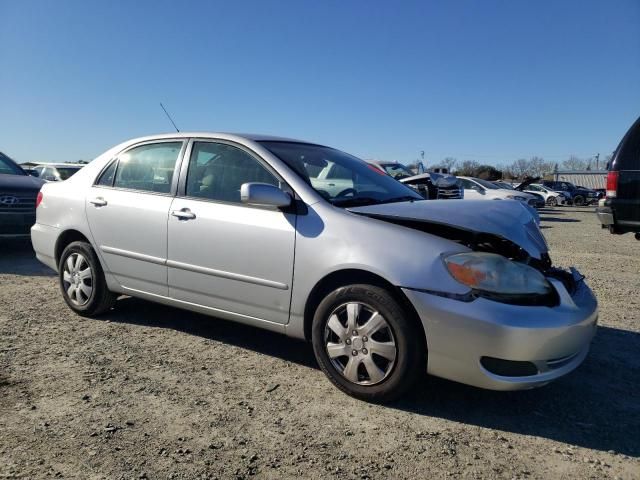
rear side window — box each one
[185,142,278,203]
[611,116,640,171]
[96,161,117,186]
[113,142,182,193]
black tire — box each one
[311,284,426,402]
[573,195,585,206]
[547,196,558,207]
[58,241,116,316]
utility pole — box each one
[595,153,600,170]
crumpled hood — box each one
[348,199,548,260]
[399,172,459,188]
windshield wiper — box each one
[330,196,382,207]
[378,195,420,204]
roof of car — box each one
[36,163,85,168]
[124,132,319,145]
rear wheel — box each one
[573,195,585,206]
[59,241,116,316]
[311,284,425,402]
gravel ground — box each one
[1,206,639,479]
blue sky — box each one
[1,0,638,166]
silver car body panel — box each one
[32,132,598,391]
[348,199,548,260]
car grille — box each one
[0,192,37,213]
[436,186,463,199]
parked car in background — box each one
[366,160,463,199]
[500,178,568,207]
[541,180,598,206]
[0,151,44,238]
[459,177,540,207]
[597,116,640,239]
[31,132,597,401]
[521,184,567,206]
[32,163,84,182]
[492,180,546,208]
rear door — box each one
[85,140,185,296]
[166,140,296,324]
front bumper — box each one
[403,270,598,390]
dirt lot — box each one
[1,207,639,479]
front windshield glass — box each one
[259,142,423,207]
[0,153,25,176]
[473,178,500,189]
[381,163,414,179]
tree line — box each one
[407,154,611,181]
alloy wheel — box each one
[62,253,93,306]
[324,302,397,385]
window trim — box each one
[176,138,295,209]
[92,139,187,197]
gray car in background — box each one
[31,133,598,401]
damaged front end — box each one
[349,200,582,306]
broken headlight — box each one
[443,252,556,305]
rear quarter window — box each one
[612,117,640,171]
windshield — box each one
[495,181,514,189]
[55,167,81,180]
[259,142,423,207]
[380,163,414,179]
[473,178,500,189]
[0,153,25,176]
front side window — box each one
[113,142,182,193]
[473,178,499,190]
[186,142,278,203]
[259,142,422,207]
[381,163,414,179]
[459,178,477,190]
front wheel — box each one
[547,196,558,207]
[59,241,116,316]
[311,284,425,402]
[573,195,585,206]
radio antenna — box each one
[160,102,180,132]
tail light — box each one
[36,191,43,208]
[606,171,619,198]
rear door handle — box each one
[89,197,107,207]
[171,208,196,220]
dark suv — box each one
[0,152,45,238]
[597,116,640,239]
[541,180,598,206]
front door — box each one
[167,140,296,324]
[85,140,184,296]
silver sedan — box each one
[31,133,598,401]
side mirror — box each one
[241,182,291,208]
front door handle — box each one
[89,197,107,207]
[171,208,196,220]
